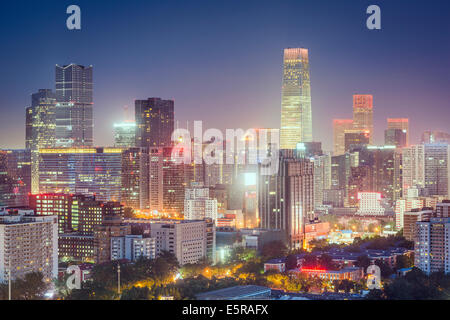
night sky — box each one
[0,0,449,151]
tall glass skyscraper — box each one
[55,64,93,147]
[135,97,174,148]
[280,48,312,149]
[26,89,57,193]
[353,94,373,144]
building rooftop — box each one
[195,285,271,300]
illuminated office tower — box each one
[280,48,312,149]
[149,147,164,213]
[258,151,314,249]
[352,95,373,144]
[38,147,122,202]
[333,119,353,156]
[0,149,31,207]
[387,118,409,146]
[135,98,174,148]
[26,89,57,193]
[344,129,370,152]
[311,154,332,209]
[402,145,425,193]
[423,144,450,197]
[114,122,136,148]
[55,64,93,147]
[121,147,149,210]
[403,144,450,197]
[162,147,185,215]
[385,128,407,148]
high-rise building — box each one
[0,209,58,282]
[403,144,450,198]
[387,118,409,146]
[162,147,185,215]
[384,128,407,148]
[344,129,370,153]
[415,217,450,274]
[184,183,218,221]
[55,64,93,147]
[333,119,353,156]
[258,151,314,248]
[94,214,131,264]
[352,95,373,144]
[114,122,136,148]
[38,147,123,202]
[0,149,31,207]
[135,98,174,148]
[395,198,425,230]
[26,89,57,193]
[121,147,149,210]
[311,154,332,209]
[404,208,432,241]
[149,147,164,213]
[280,48,312,149]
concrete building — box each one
[150,219,215,265]
[404,208,433,241]
[415,217,450,274]
[110,234,156,261]
[0,209,58,282]
[184,184,218,221]
[93,214,131,264]
[355,192,385,216]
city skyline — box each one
[0,0,449,151]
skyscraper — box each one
[333,119,353,156]
[402,144,450,197]
[55,64,93,147]
[280,48,312,149]
[26,89,57,193]
[353,94,373,144]
[121,147,149,210]
[387,118,409,146]
[258,151,314,249]
[135,97,174,148]
[114,122,136,148]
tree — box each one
[261,241,288,259]
[120,286,151,300]
[3,272,49,300]
[395,254,413,270]
[285,255,298,270]
[375,260,394,278]
[355,255,371,271]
